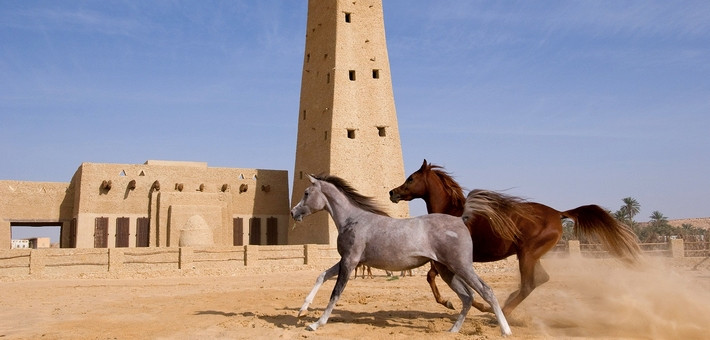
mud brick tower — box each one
[289,0,409,245]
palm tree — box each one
[620,197,640,226]
[649,210,669,227]
[680,223,695,239]
[646,210,673,242]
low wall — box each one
[547,238,709,259]
[1,240,706,281]
[0,244,339,280]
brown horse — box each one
[389,159,641,316]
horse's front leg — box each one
[429,261,454,309]
[306,260,354,331]
[299,263,340,317]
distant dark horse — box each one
[354,264,373,279]
[389,160,641,316]
[292,174,512,335]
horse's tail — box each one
[464,189,527,241]
[562,205,641,263]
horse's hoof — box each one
[297,309,308,318]
[306,323,318,331]
[445,301,455,310]
[448,326,461,333]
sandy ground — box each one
[1,256,709,340]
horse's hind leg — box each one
[533,260,550,286]
[503,256,546,316]
[437,265,496,333]
[429,261,455,309]
[434,262,489,312]
[440,274,474,333]
[453,266,512,336]
[299,263,340,317]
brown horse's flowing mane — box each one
[428,165,466,211]
[464,189,531,241]
[313,174,390,217]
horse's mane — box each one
[464,189,530,241]
[428,164,466,211]
[313,174,390,217]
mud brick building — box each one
[0,161,289,249]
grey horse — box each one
[291,174,511,336]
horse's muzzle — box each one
[388,190,401,203]
[291,206,307,222]
[291,210,303,222]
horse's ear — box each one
[307,174,317,184]
[420,159,429,171]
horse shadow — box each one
[194,306,501,331]
[194,309,299,329]
[260,307,499,330]
[194,310,238,317]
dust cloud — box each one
[526,256,710,339]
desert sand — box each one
[1,256,709,339]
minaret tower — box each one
[289,0,409,245]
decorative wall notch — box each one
[101,180,112,191]
[239,183,248,193]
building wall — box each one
[290,0,409,245]
[1,161,289,249]
[0,181,74,248]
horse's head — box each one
[389,159,433,203]
[291,175,329,222]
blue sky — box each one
[2,0,709,240]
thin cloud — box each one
[2,7,148,38]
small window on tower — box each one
[372,69,380,79]
[344,13,351,23]
[349,70,356,81]
[302,110,307,120]
[347,129,356,139]
[377,126,387,137]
